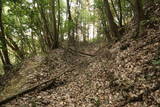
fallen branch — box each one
[68,48,95,57]
[0,65,77,105]
[60,46,95,57]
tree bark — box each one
[66,0,74,46]
[133,0,145,37]
[110,0,119,24]
[100,5,111,42]
[57,0,61,41]
[103,0,120,40]
[6,36,24,60]
[134,0,144,23]
[38,4,52,49]
[118,0,123,27]
[51,0,59,49]
[0,0,12,72]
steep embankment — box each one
[0,48,94,105]
[0,2,160,107]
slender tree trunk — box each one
[118,0,123,27]
[83,22,87,43]
[33,1,47,52]
[38,5,52,49]
[0,0,12,72]
[75,0,79,42]
[133,0,145,37]
[57,0,61,40]
[51,0,59,49]
[110,0,119,24]
[31,31,37,54]
[103,0,120,40]
[6,35,24,60]
[99,5,112,42]
[66,0,74,46]
[134,0,144,23]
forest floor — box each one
[0,3,160,107]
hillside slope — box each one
[0,2,160,107]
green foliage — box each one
[150,17,160,23]
[152,59,160,65]
[94,0,103,8]
[68,20,75,31]
[90,97,101,107]
[63,20,75,33]
[0,41,3,49]
[0,0,142,68]
[141,19,150,25]
[79,9,90,22]
[89,35,105,43]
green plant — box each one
[152,59,160,65]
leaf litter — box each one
[1,2,160,107]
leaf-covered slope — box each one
[1,2,160,107]
[0,49,90,104]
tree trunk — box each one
[103,0,120,40]
[110,0,119,24]
[51,0,59,49]
[99,5,111,42]
[0,0,12,72]
[133,0,145,37]
[134,0,144,23]
[6,35,24,60]
[57,0,61,41]
[38,4,52,49]
[118,0,123,27]
[66,0,74,46]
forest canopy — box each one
[0,0,159,72]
